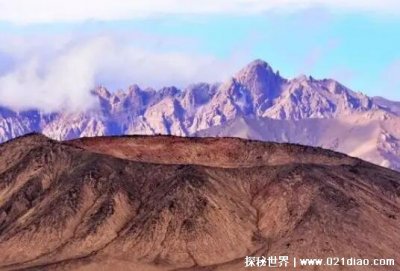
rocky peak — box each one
[92,86,111,99]
[235,59,279,84]
[292,74,310,83]
[232,59,285,113]
[182,83,214,109]
[127,84,142,96]
[322,79,347,94]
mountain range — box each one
[1,59,400,170]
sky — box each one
[0,0,399,111]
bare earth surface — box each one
[0,134,399,270]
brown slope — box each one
[67,135,357,168]
[0,134,398,271]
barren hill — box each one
[0,134,399,270]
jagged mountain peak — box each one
[242,58,274,71]
[234,59,281,82]
[92,86,111,99]
[292,74,311,82]
[1,59,400,171]
[128,84,142,93]
[226,59,285,113]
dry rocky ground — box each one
[0,134,399,270]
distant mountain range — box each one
[1,59,400,170]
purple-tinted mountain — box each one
[1,59,400,170]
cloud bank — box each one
[0,35,242,111]
[1,0,400,24]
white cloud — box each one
[0,0,400,24]
[0,35,243,111]
[0,37,105,112]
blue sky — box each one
[0,0,399,110]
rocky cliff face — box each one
[0,134,399,271]
[1,59,400,170]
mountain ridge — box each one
[1,59,400,170]
[0,133,399,271]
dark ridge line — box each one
[5,132,400,174]
[0,131,366,164]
